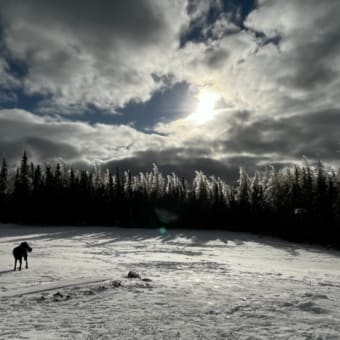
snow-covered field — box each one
[1,225,340,339]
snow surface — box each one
[1,224,340,339]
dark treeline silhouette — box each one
[0,152,340,247]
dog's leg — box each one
[14,258,17,271]
[19,258,22,271]
[24,254,28,269]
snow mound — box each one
[296,301,329,314]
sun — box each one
[188,89,219,124]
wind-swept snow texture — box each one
[1,225,340,339]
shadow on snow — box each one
[1,223,339,258]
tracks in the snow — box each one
[0,276,111,299]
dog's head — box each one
[20,242,32,252]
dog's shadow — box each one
[0,270,14,276]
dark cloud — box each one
[25,137,79,161]
[0,137,79,164]
[205,47,229,68]
[103,148,291,183]
[220,109,340,161]
[0,0,167,48]
[285,21,340,90]
[104,148,241,182]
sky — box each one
[0,0,340,181]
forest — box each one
[0,152,339,247]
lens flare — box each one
[159,227,167,236]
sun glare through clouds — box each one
[188,90,219,124]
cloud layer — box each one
[0,0,340,178]
[0,0,188,112]
[0,109,166,166]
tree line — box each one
[0,152,340,246]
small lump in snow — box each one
[127,271,141,279]
[53,292,63,298]
[52,291,64,302]
[111,280,121,287]
[296,301,328,314]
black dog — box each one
[13,242,32,271]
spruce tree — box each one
[33,165,42,192]
[20,151,30,194]
[236,168,250,207]
[0,158,8,196]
